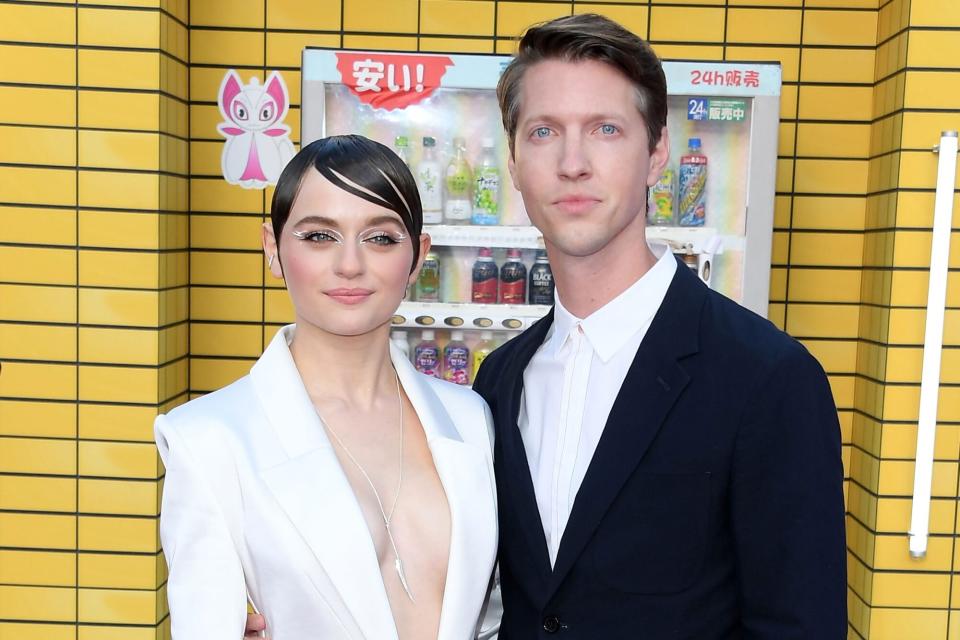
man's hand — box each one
[245,613,268,638]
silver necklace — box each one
[318,372,414,601]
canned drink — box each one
[499,248,527,304]
[472,247,499,304]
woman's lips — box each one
[324,288,373,305]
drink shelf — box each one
[393,301,552,331]
[424,224,738,254]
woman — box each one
[156,135,499,640]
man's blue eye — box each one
[599,124,618,135]
[533,127,551,138]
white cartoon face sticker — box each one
[217,70,296,189]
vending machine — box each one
[301,49,781,383]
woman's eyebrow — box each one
[292,215,338,227]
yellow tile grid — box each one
[190,322,263,358]
[77,211,156,251]
[0,585,76,622]
[264,288,296,324]
[267,0,340,30]
[1,287,77,332]
[803,9,878,47]
[160,95,189,139]
[901,112,960,151]
[827,374,854,408]
[910,0,960,27]
[767,303,785,330]
[190,0,263,28]
[799,338,858,374]
[0,125,76,167]
[77,327,159,366]
[799,85,873,122]
[160,359,189,402]
[785,303,860,338]
[775,158,793,194]
[0,44,76,86]
[768,266,786,300]
[872,571,950,608]
[190,251,263,287]
[0,206,76,247]
[190,287,263,322]
[0,362,77,401]
[78,365,159,404]
[795,159,870,196]
[0,512,76,550]
[791,196,866,231]
[788,231,864,267]
[78,553,161,590]
[78,515,157,553]
[573,4,648,37]
[875,531,953,573]
[905,71,960,110]
[78,171,160,211]
[728,0,801,5]
[78,50,161,91]
[878,459,957,497]
[778,122,795,157]
[263,323,284,349]
[78,587,160,625]
[78,90,159,132]
[801,48,875,85]
[868,607,947,640]
[726,8,801,45]
[190,357,255,392]
[158,287,189,326]
[0,323,76,362]
[78,7,159,49]
[341,34,419,51]
[160,13,188,63]
[420,0,495,36]
[874,33,907,82]
[191,214,264,251]
[0,3,75,45]
[649,6,724,43]
[0,476,76,512]
[78,479,158,516]
[0,400,76,438]
[266,31,341,68]
[190,29,264,67]
[875,496,956,535]
[78,130,160,172]
[0,437,75,476]
[159,323,189,363]
[343,0,418,32]
[77,288,159,327]
[899,149,960,190]
[0,550,76,587]
[78,440,160,479]
[419,37,495,54]
[725,46,799,83]
[0,166,77,208]
[652,44,724,61]
[0,85,76,127]
[497,2,571,39]
[651,0,723,6]
[190,177,266,214]
[78,250,160,289]
[78,403,159,442]
[160,56,188,102]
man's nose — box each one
[557,135,590,180]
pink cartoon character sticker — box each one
[217,70,296,189]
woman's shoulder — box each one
[156,375,257,446]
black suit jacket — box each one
[473,260,847,639]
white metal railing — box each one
[909,131,958,558]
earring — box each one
[268,255,275,268]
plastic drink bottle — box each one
[442,330,470,385]
[471,138,501,225]
[471,247,499,303]
[471,330,495,381]
[678,138,707,227]
[414,330,441,378]
[528,250,555,305]
[390,330,410,359]
[416,252,441,302]
[647,167,675,226]
[417,136,443,224]
[444,137,472,224]
[394,135,411,167]
[499,248,527,304]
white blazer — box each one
[156,325,499,640]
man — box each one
[246,12,846,639]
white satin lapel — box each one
[252,326,397,640]
[392,347,498,640]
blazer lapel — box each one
[251,326,396,640]
[392,346,498,640]
[494,313,555,586]
[548,264,707,595]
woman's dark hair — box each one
[497,13,667,155]
[270,134,423,272]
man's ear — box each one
[408,233,432,285]
[507,151,521,191]
[646,126,671,187]
[262,221,283,279]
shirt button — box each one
[543,615,561,633]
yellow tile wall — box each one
[3,0,959,637]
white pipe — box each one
[909,131,958,558]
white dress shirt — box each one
[519,244,677,565]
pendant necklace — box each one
[318,372,415,601]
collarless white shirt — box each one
[519,244,677,566]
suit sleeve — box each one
[156,414,248,640]
[730,345,847,639]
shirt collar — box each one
[546,243,677,362]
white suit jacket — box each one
[156,325,499,640]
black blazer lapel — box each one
[491,311,555,584]
[548,263,707,595]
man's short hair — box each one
[497,13,668,155]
